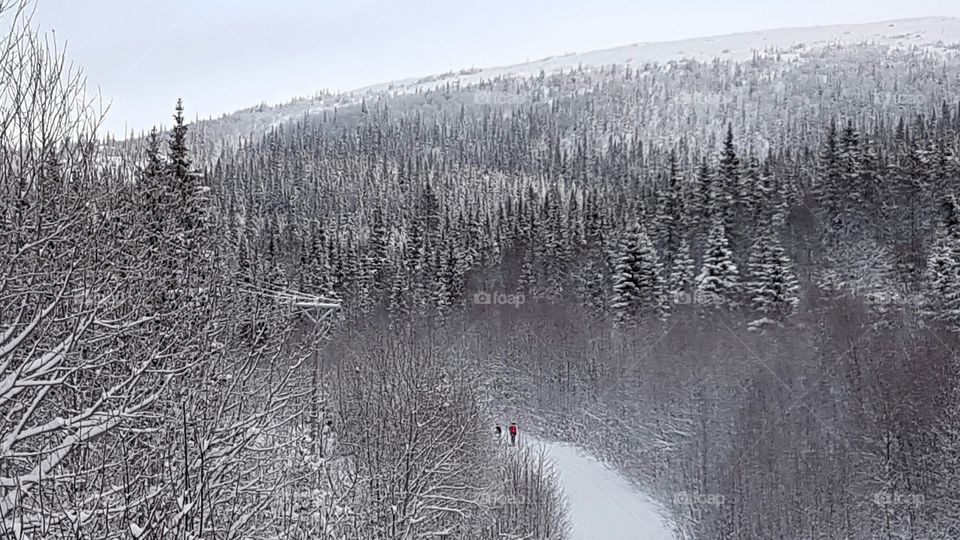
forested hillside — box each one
[0,3,565,538]
[196,37,960,539]
[6,0,960,537]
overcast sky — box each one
[30,0,960,137]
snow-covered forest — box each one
[0,2,565,538]
[5,0,960,537]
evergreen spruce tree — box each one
[541,185,568,301]
[739,157,768,233]
[166,100,208,294]
[516,194,541,297]
[818,122,868,240]
[744,226,801,328]
[168,98,191,184]
[466,206,485,268]
[567,188,584,258]
[654,150,682,260]
[167,100,202,250]
[418,180,442,252]
[404,210,428,317]
[695,219,740,309]
[577,188,610,316]
[366,204,391,298]
[693,158,714,232]
[451,209,474,290]
[717,124,740,234]
[611,219,667,325]
[667,237,696,306]
[139,127,168,247]
[143,127,165,182]
[517,246,537,295]
[816,122,843,237]
[431,245,452,322]
[343,231,372,317]
[443,242,465,309]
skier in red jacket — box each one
[508,422,518,446]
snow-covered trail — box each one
[531,438,675,540]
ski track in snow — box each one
[528,438,675,540]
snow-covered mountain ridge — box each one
[354,16,960,97]
[188,16,960,149]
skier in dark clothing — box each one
[494,425,502,439]
[508,422,518,446]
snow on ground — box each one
[528,437,675,540]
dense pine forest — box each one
[196,45,960,538]
[5,0,960,538]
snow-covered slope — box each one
[355,17,960,98]
[188,17,960,148]
[534,439,675,540]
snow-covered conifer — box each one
[612,219,668,324]
[695,219,740,309]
